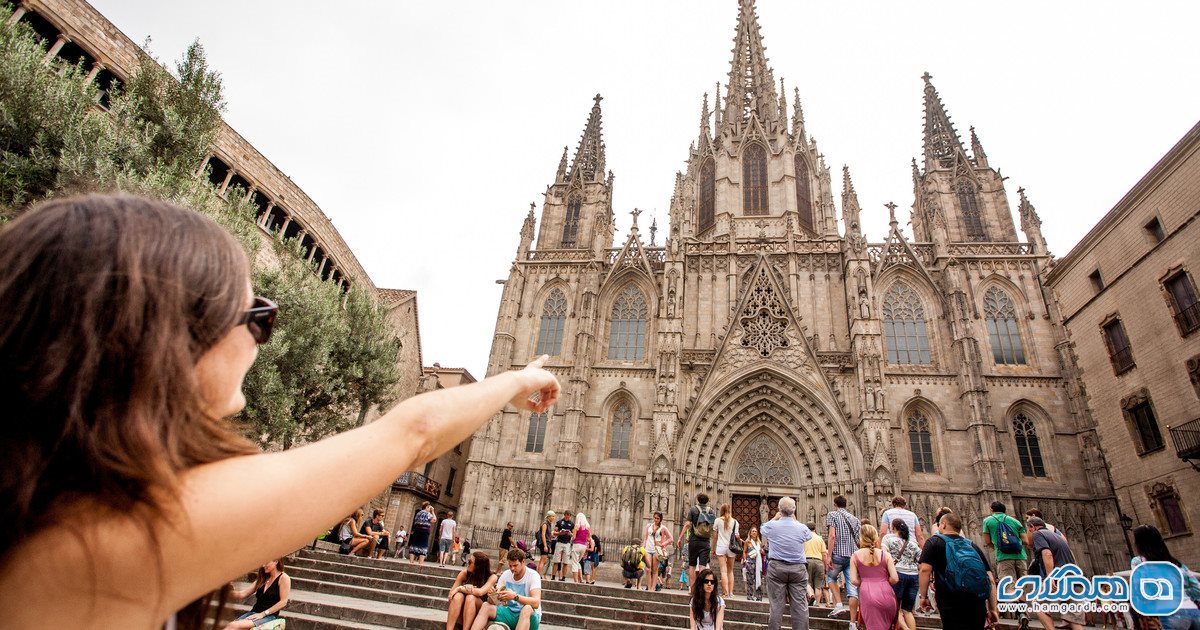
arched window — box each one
[883,283,932,364]
[607,284,648,360]
[609,401,632,459]
[984,287,1025,365]
[794,153,813,232]
[536,289,567,356]
[561,195,582,247]
[525,412,548,453]
[1013,413,1046,477]
[742,143,769,216]
[698,160,715,232]
[956,181,985,241]
[908,410,935,473]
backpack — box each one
[693,504,716,538]
[621,545,642,571]
[936,533,990,598]
[992,516,1023,555]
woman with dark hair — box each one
[882,519,920,630]
[642,511,673,592]
[1132,525,1200,629]
[446,551,496,630]
[225,558,290,628]
[689,568,724,630]
[409,501,436,563]
[0,194,560,628]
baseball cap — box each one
[546,510,556,517]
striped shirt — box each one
[824,508,861,558]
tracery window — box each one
[607,284,648,360]
[536,289,567,356]
[609,402,632,459]
[734,433,793,485]
[956,181,985,241]
[1013,413,1046,477]
[908,411,935,473]
[984,287,1025,365]
[698,160,715,232]
[1149,483,1190,536]
[794,154,813,232]
[561,195,582,247]
[742,143,769,216]
[883,283,932,365]
[525,412,548,453]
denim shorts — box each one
[235,612,281,627]
[439,538,453,554]
[826,554,858,598]
[893,572,919,611]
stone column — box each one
[43,34,67,65]
[195,154,212,179]
[84,63,102,84]
[277,217,292,240]
[259,202,275,229]
[218,170,235,197]
[7,5,27,26]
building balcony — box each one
[392,472,441,500]
[1168,417,1200,470]
[1176,302,1200,336]
[1110,346,1135,374]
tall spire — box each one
[792,86,806,140]
[698,92,711,149]
[554,146,569,183]
[842,165,861,227]
[568,94,607,182]
[969,125,989,168]
[722,0,779,128]
[1017,187,1041,229]
[714,82,723,129]
[921,72,968,171]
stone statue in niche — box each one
[657,382,668,405]
[865,386,876,411]
[667,286,677,318]
[875,387,885,411]
[858,289,871,318]
[666,383,677,406]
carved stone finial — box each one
[630,207,642,227]
[885,202,898,226]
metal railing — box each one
[1176,302,1200,335]
[1110,346,1135,374]
[1169,417,1200,465]
[392,472,441,500]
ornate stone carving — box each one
[735,433,794,485]
[738,265,791,357]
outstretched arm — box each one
[163,357,559,618]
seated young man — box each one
[472,548,542,630]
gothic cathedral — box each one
[460,0,1124,573]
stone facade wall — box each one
[1048,119,1200,567]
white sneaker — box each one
[848,623,858,630]
[830,603,848,617]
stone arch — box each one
[530,282,570,357]
[876,268,944,367]
[1005,399,1054,478]
[601,388,639,460]
[680,368,863,496]
[975,276,1034,366]
[597,272,656,362]
[732,430,797,486]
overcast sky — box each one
[91,1,1200,378]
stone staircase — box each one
[251,548,978,629]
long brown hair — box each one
[254,557,287,591]
[0,194,260,625]
[465,551,491,588]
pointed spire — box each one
[1017,187,1041,229]
[842,165,861,226]
[555,146,569,183]
[650,216,658,246]
[714,82,723,129]
[921,72,968,171]
[969,125,989,168]
[518,201,536,256]
[778,77,788,126]
[698,92,711,149]
[568,94,607,182]
[723,0,779,128]
[792,86,806,140]
[911,157,921,187]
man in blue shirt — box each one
[760,496,813,630]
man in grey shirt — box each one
[760,496,813,630]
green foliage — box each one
[0,12,401,448]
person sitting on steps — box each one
[224,558,290,629]
[446,551,495,630]
[472,548,543,630]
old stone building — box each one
[459,0,1126,573]
[1046,119,1200,567]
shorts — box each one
[995,558,1026,583]
[439,538,453,554]
[552,542,572,564]
[495,604,541,630]
[893,572,919,611]
[376,535,390,551]
[570,543,587,571]
[235,612,282,627]
[622,568,644,580]
[582,559,594,575]
[688,540,711,568]
[826,554,858,598]
[806,558,824,588]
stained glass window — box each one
[794,154,813,232]
[984,287,1025,364]
[699,160,715,231]
[883,284,932,364]
[561,196,582,247]
[536,289,567,356]
[909,411,935,473]
[743,144,769,216]
[957,181,985,241]
[609,402,632,459]
[1013,414,1046,477]
[525,412,548,453]
[608,285,648,360]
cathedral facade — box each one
[459,0,1124,573]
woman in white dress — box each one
[712,504,740,598]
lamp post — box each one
[1119,512,1134,557]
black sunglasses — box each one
[702,579,716,585]
[240,296,278,344]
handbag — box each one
[728,520,743,556]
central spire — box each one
[921,72,968,171]
[723,0,779,129]
[568,94,607,183]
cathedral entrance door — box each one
[731,494,781,536]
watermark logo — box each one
[1130,561,1184,617]
[997,565,1129,615]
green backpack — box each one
[693,505,716,538]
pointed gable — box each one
[604,211,655,286]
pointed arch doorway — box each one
[729,432,799,534]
